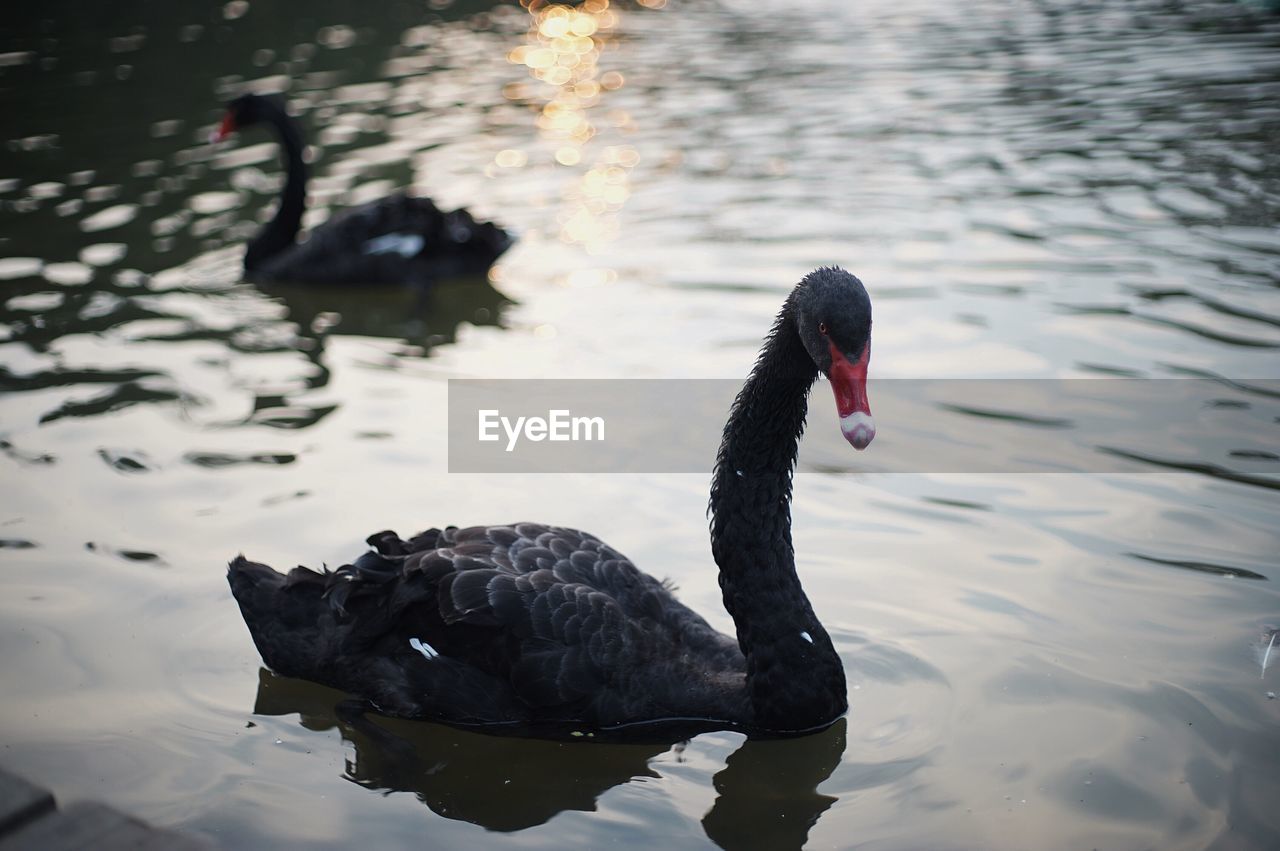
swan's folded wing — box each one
[394,524,675,709]
[410,523,675,622]
[339,523,739,715]
[409,526,637,638]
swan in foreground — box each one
[212,93,513,285]
[229,267,875,737]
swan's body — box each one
[214,94,513,286]
[229,267,875,737]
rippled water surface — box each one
[2,0,1279,848]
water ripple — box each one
[1098,446,1280,492]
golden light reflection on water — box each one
[501,0,654,252]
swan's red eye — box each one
[818,322,827,335]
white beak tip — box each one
[840,412,876,450]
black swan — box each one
[228,267,875,737]
[212,93,514,285]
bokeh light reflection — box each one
[506,0,657,251]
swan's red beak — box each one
[828,339,874,450]
[211,113,236,143]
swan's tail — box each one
[227,529,449,679]
[227,556,342,682]
[227,541,527,725]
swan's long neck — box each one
[245,103,307,271]
[710,297,848,732]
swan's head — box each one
[212,93,280,142]
[793,267,874,450]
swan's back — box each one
[229,523,745,730]
[248,194,513,285]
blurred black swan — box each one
[229,267,876,737]
[213,93,513,285]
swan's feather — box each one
[229,524,745,727]
[409,637,440,660]
[362,232,425,258]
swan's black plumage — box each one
[216,93,513,285]
[229,267,874,737]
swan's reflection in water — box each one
[258,273,512,355]
[701,726,845,851]
[225,274,512,429]
[253,668,846,847]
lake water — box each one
[2,0,1279,848]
